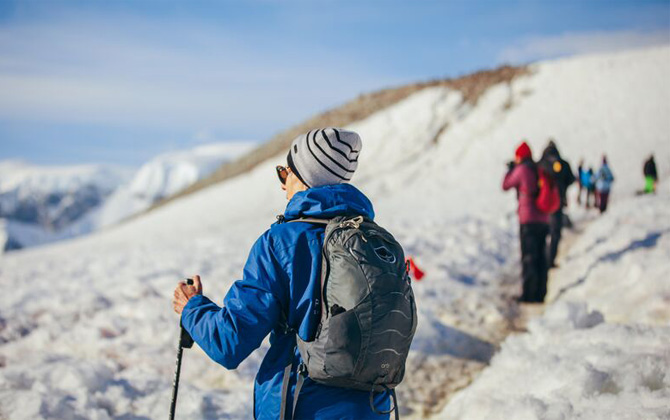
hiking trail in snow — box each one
[1,46,668,419]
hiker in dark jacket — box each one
[644,155,658,194]
[576,159,585,205]
[503,141,549,303]
[172,128,391,419]
[539,140,575,268]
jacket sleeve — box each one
[502,165,521,191]
[180,231,288,369]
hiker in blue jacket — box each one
[172,128,391,420]
[581,167,595,208]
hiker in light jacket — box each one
[503,141,550,303]
[595,155,615,213]
[172,128,391,419]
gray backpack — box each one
[280,215,418,420]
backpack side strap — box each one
[278,337,308,420]
[279,334,296,420]
[370,385,400,420]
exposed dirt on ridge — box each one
[147,65,530,213]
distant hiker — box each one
[594,155,615,213]
[540,140,575,268]
[576,159,585,205]
[581,167,595,208]
[643,155,658,194]
[172,128,416,420]
[503,141,549,303]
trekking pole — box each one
[169,278,195,420]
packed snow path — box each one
[437,194,670,420]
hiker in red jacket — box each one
[502,141,550,303]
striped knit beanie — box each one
[287,128,361,188]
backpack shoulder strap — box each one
[278,216,331,420]
[287,217,330,225]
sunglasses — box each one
[276,165,289,185]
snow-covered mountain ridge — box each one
[0,142,254,252]
[0,160,129,198]
[149,65,529,212]
[77,141,255,233]
[0,161,132,250]
[0,46,668,419]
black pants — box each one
[597,191,609,213]
[519,223,549,303]
[586,187,595,208]
[548,209,563,267]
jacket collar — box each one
[283,184,375,221]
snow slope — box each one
[437,194,670,420]
[0,46,668,419]
[354,45,670,221]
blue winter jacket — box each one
[580,170,594,189]
[181,184,391,419]
[595,164,614,193]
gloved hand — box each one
[507,161,516,171]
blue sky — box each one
[1,0,669,167]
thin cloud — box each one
[499,30,670,64]
[0,15,400,133]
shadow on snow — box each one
[554,228,669,301]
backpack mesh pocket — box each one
[324,309,362,377]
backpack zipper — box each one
[338,215,364,229]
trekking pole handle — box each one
[180,278,195,349]
[170,278,195,420]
